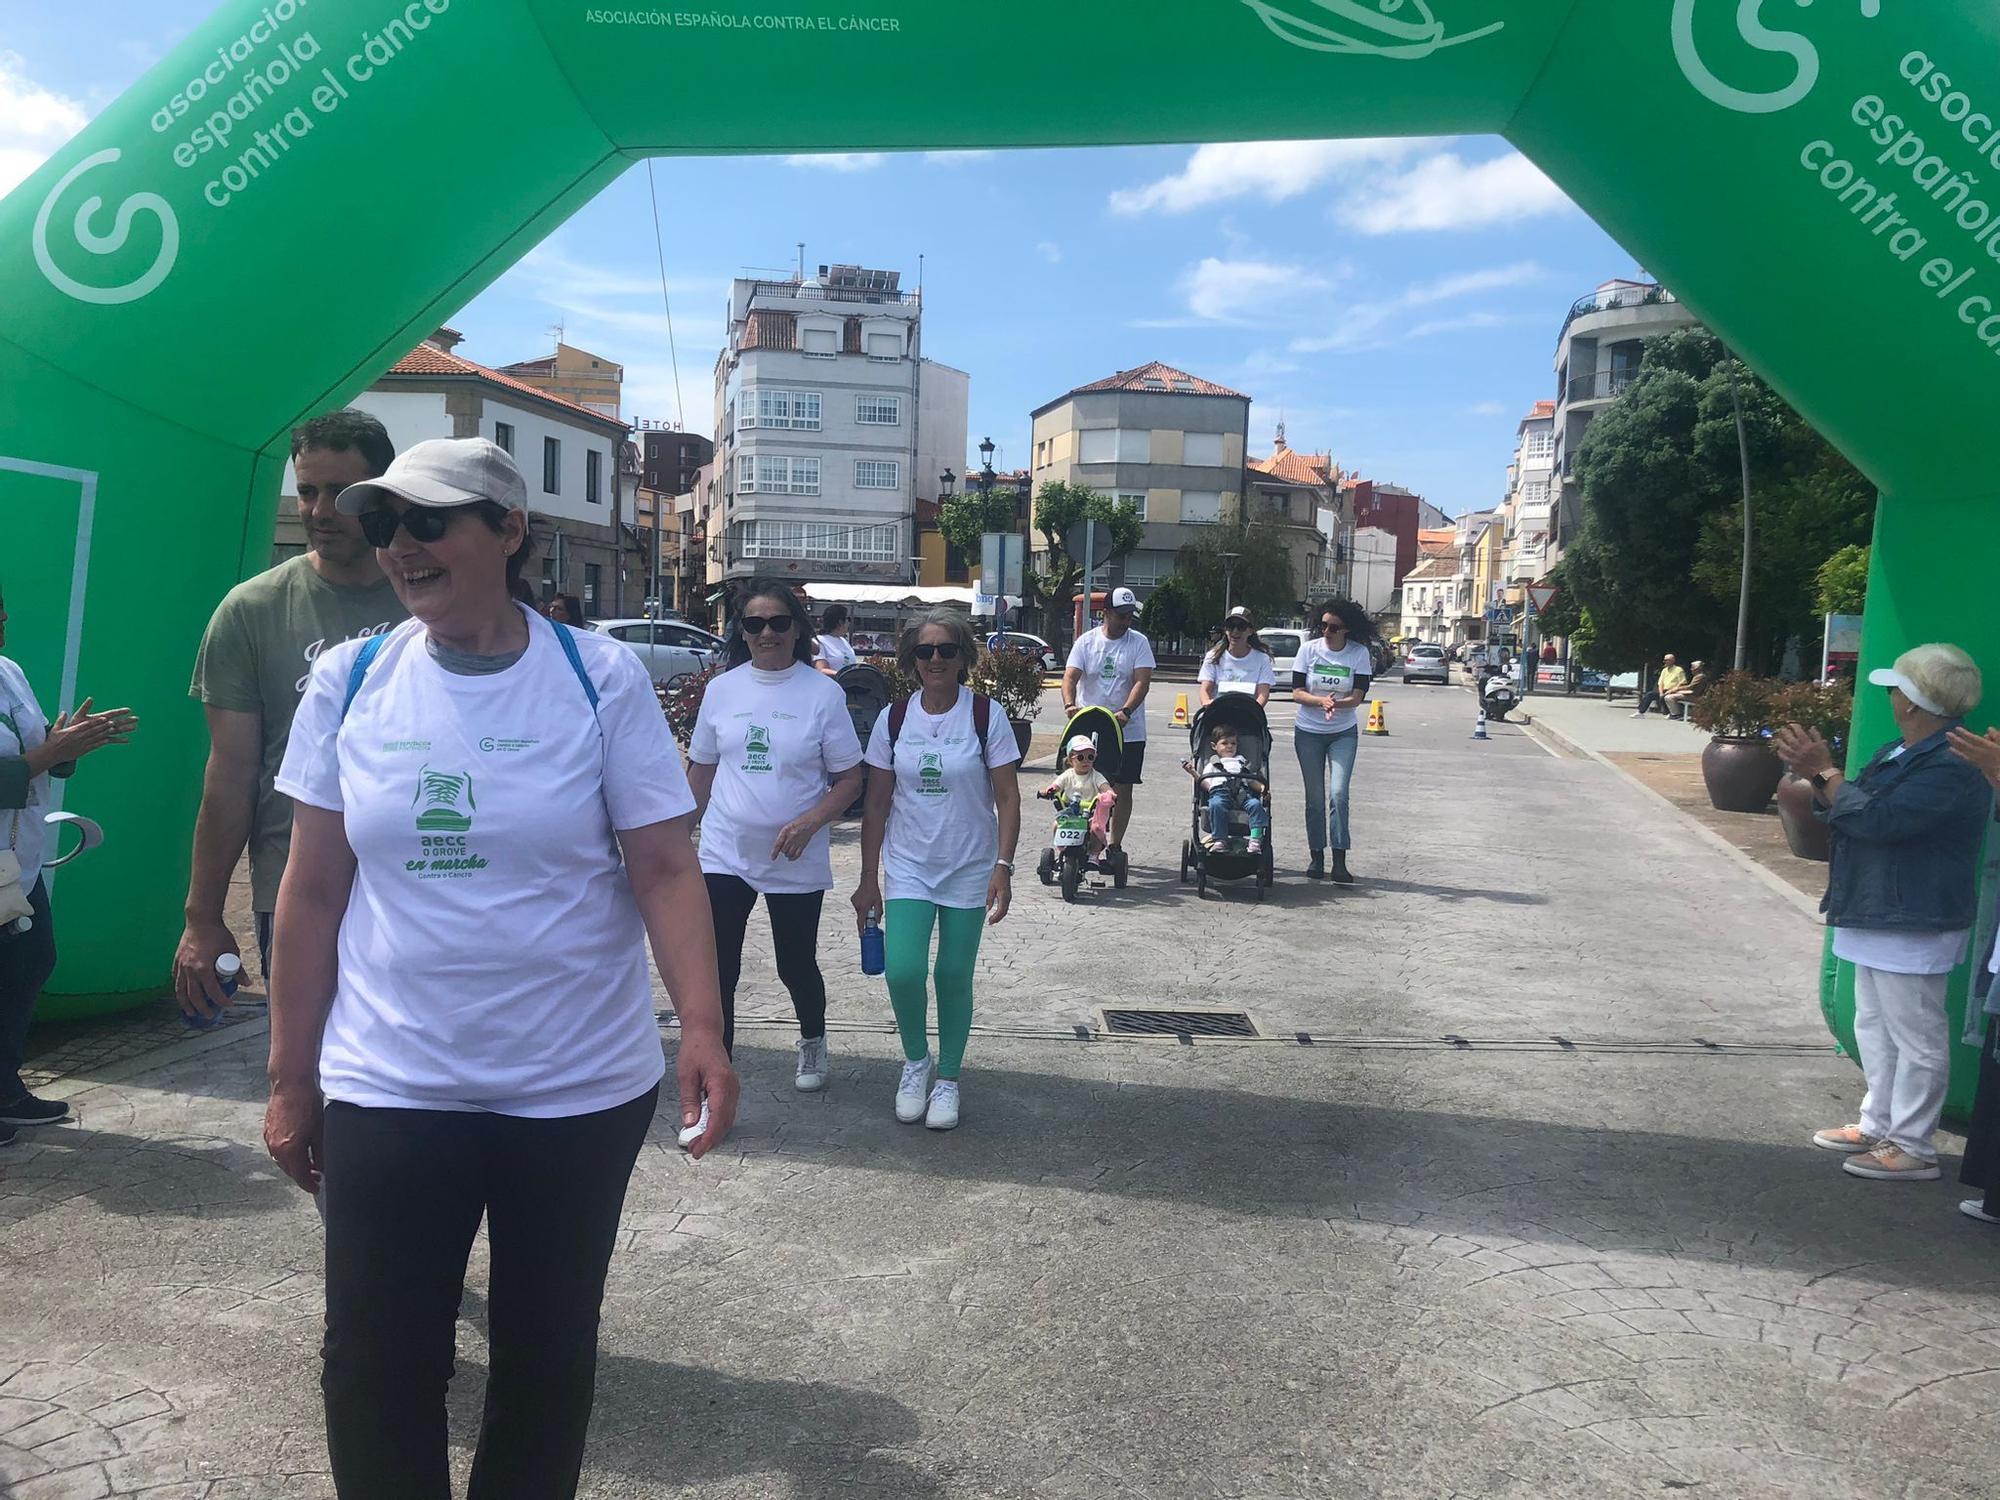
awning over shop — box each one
[801,584,976,608]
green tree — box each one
[1139,573,1201,644]
[935,483,1020,581]
[1815,543,1870,616]
[1031,480,1143,642]
[1175,518,1297,626]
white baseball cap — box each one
[1064,735,1097,756]
[337,437,528,515]
[1225,605,1252,622]
[1109,586,1140,612]
[1868,665,1945,716]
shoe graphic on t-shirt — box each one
[413,766,476,832]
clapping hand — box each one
[35,697,138,770]
[1949,725,2000,794]
[1772,722,1834,778]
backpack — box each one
[340,620,600,721]
[886,692,993,751]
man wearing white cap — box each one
[1062,586,1156,858]
[1776,643,1989,1182]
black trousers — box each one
[320,1086,657,1500]
[0,879,56,1104]
[1960,1020,2000,1218]
[704,872,827,1054]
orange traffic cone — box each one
[1364,699,1388,735]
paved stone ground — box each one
[4,681,1996,1498]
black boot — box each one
[1329,850,1354,884]
[1307,852,1326,880]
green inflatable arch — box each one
[5,0,1999,1096]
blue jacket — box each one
[1818,726,1991,931]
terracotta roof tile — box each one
[1248,446,1335,486]
[1065,361,1248,401]
[1402,557,1455,581]
[388,344,626,429]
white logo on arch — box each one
[1671,0,1882,115]
[32,149,180,306]
[1242,0,1504,59]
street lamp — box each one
[1218,550,1240,618]
[978,436,996,490]
[939,468,956,499]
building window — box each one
[1115,491,1148,522]
[1524,429,1553,461]
[542,436,561,494]
[1183,431,1225,467]
[738,455,820,495]
[855,459,900,490]
[1522,478,1551,506]
[855,395,901,426]
[1121,549,1173,587]
[541,557,558,599]
[740,519,897,562]
[802,327,837,359]
[865,331,902,361]
[586,449,603,504]
[741,388,822,430]
[1077,428,1150,465]
[494,422,514,455]
[583,563,601,615]
[1182,490,1222,524]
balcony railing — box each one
[1563,367,1641,405]
[1559,284,1677,341]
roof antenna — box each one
[797,241,805,282]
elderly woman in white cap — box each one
[264,436,737,1493]
[1776,643,1989,1183]
[1198,605,1276,707]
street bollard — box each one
[1365,699,1388,736]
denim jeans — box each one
[1295,728,1359,853]
[1206,790,1266,839]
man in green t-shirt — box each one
[174,411,407,1018]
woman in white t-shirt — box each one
[814,602,860,676]
[1198,606,1277,706]
[1292,599,1379,884]
[852,608,1021,1131]
[265,437,738,1495]
[690,581,863,1090]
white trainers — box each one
[1960,1198,2000,1224]
[895,1055,933,1123]
[925,1079,961,1131]
[795,1035,829,1093]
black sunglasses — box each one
[740,615,795,635]
[361,506,457,548]
[1226,620,1251,631]
[913,642,962,662]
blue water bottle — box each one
[185,953,240,1030]
[860,909,885,976]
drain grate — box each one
[1101,1008,1258,1039]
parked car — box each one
[1403,643,1449,685]
[592,618,725,685]
[1262,629,1305,686]
[993,630,1060,674]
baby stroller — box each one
[1036,704,1129,893]
[1179,694,1276,898]
[837,663,894,818]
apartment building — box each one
[498,341,624,419]
[1028,361,1250,600]
[1343,479,1452,590]
[1504,399,1556,587]
[709,264,966,590]
[1244,426,1346,610]
[1549,278,1699,557]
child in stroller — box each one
[1183,722,1268,855]
[1037,735,1114,858]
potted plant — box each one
[971,647,1046,758]
[1770,679,1852,861]
[1688,672,1786,812]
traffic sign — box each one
[1526,583,1558,612]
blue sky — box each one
[4,2,1651,517]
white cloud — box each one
[1291,261,1545,353]
[1183,256,1329,324]
[1036,241,1063,264]
[1468,400,1507,417]
[1109,138,1418,215]
[1338,152,1574,235]
[783,152,886,173]
[1405,310,1536,339]
[1403,260,1546,306]
[926,150,996,165]
[0,52,90,196]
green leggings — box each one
[884,899,985,1079]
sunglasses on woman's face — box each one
[740,615,795,635]
[913,642,962,662]
[1226,621,1250,632]
[361,506,457,548]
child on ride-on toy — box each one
[1183,724,1267,855]
[1037,735,1113,858]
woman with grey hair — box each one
[1776,642,1990,1182]
[852,608,1021,1130]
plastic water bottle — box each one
[860,909,885,976]
[184,953,240,1030]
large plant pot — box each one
[1774,772,1832,861]
[1702,736,1785,813]
[1011,719,1033,758]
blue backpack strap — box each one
[550,621,600,716]
[340,634,388,721]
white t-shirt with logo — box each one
[275,613,694,1118]
[1293,639,1375,735]
[0,657,53,890]
[863,689,1022,908]
[1066,626,1158,742]
[689,661,862,893]
[815,634,859,674]
[1199,646,1277,696]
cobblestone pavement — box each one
[4,682,1995,1498]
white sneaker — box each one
[795,1035,829,1093]
[895,1055,933,1123]
[925,1079,961,1131]
[1960,1198,2000,1224]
